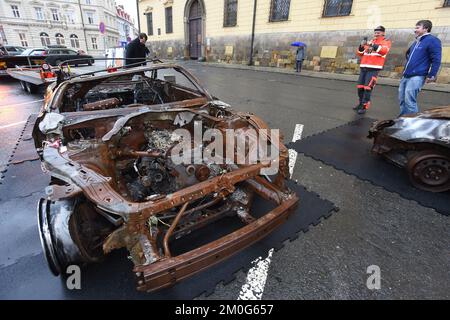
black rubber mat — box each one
[289,117,450,216]
[0,158,337,299]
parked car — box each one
[0,45,26,56]
[20,46,94,66]
[369,106,450,192]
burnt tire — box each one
[37,197,109,276]
[406,150,450,193]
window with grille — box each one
[70,34,80,48]
[444,0,450,7]
[19,33,28,47]
[55,33,65,45]
[323,0,353,17]
[146,12,153,36]
[91,37,98,50]
[165,7,173,34]
[51,8,59,21]
[224,0,238,27]
[40,32,50,46]
[269,0,290,22]
[11,5,20,18]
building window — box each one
[86,12,95,24]
[323,0,353,17]
[11,5,20,18]
[51,8,59,21]
[70,34,80,48]
[269,0,290,22]
[223,0,238,27]
[91,37,98,50]
[158,28,161,36]
[35,7,44,20]
[19,33,28,47]
[55,33,65,45]
[66,11,75,24]
[145,12,153,36]
[444,0,450,6]
[40,32,50,46]
[165,7,173,34]
[86,0,92,5]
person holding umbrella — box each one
[292,42,306,73]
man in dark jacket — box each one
[125,33,149,68]
[399,20,442,116]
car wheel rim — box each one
[407,151,450,192]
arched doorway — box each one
[184,0,205,59]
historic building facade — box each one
[0,0,120,55]
[138,0,450,83]
[116,4,138,47]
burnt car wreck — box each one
[33,62,299,292]
[369,106,450,193]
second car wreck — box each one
[33,62,299,292]
[369,106,450,193]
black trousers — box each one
[295,60,303,72]
[357,67,379,106]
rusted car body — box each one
[33,62,299,292]
[369,106,450,192]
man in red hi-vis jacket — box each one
[354,26,392,114]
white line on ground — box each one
[237,124,304,300]
[237,248,274,300]
[0,120,26,130]
[288,124,304,178]
[1,99,44,108]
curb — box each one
[181,61,450,93]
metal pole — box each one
[77,0,89,53]
[136,0,141,34]
[249,0,257,66]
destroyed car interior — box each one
[34,62,299,292]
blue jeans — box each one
[398,76,426,116]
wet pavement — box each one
[0,63,449,299]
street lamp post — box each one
[249,0,257,66]
[136,0,141,34]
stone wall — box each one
[146,26,450,84]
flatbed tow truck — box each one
[3,57,134,93]
[6,64,58,93]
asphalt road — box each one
[0,63,449,299]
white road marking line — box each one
[238,248,274,300]
[238,124,304,300]
[289,124,304,178]
[1,99,44,108]
[0,120,26,130]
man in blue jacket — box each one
[399,20,442,116]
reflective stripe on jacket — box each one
[357,37,391,69]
